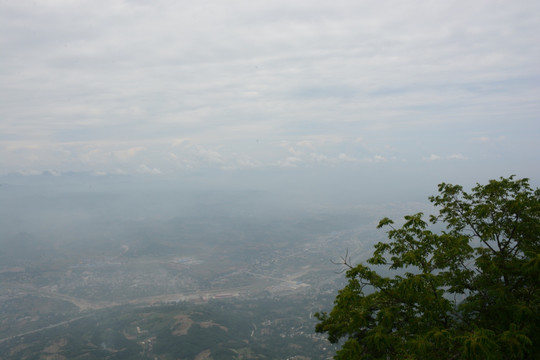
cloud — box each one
[192,145,225,164]
[4,142,42,151]
[233,156,262,169]
[310,153,328,162]
[472,136,506,143]
[474,137,490,143]
[338,153,357,162]
[296,140,315,149]
[16,169,45,176]
[422,153,468,161]
[113,147,145,161]
[79,148,108,165]
[137,164,162,175]
[0,0,539,175]
[301,135,344,147]
[277,156,302,168]
[448,153,467,160]
[424,154,441,161]
[172,138,191,147]
[286,146,304,156]
[220,154,263,170]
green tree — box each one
[315,176,540,359]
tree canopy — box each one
[315,176,540,359]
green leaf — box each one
[316,176,540,359]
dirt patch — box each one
[41,338,68,359]
[172,314,193,336]
[194,349,212,360]
[199,321,228,332]
[9,343,31,356]
[43,338,67,353]
[0,267,25,273]
[123,329,137,340]
[41,355,67,360]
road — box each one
[0,315,91,344]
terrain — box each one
[0,173,419,359]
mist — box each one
[2,0,539,357]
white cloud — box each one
[287,146,304,156]
[472,136,506,143]
[473,137,490,143]
[137,164,162,175]
[310,153,328,162]
[79,148,109,165]
[113,147,145,161]
[0,0,539,175]
[172,138,191,147]
[421,153,468,161]
[296,140,315,149]
[16,169,44,176]
[277,156,302,168]
[424,154,441,161]
[4,142,42,151]
[448,153,467,160]
[338,153,357,162]
[192,145,225,164]
[220,154,263,170]
[234,156,262,169]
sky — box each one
[1,0,539,188]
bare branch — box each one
[330,248,354,273]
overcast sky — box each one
[1,0,539,184]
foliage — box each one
[315,176,540,359]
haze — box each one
[0,1,539,358]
